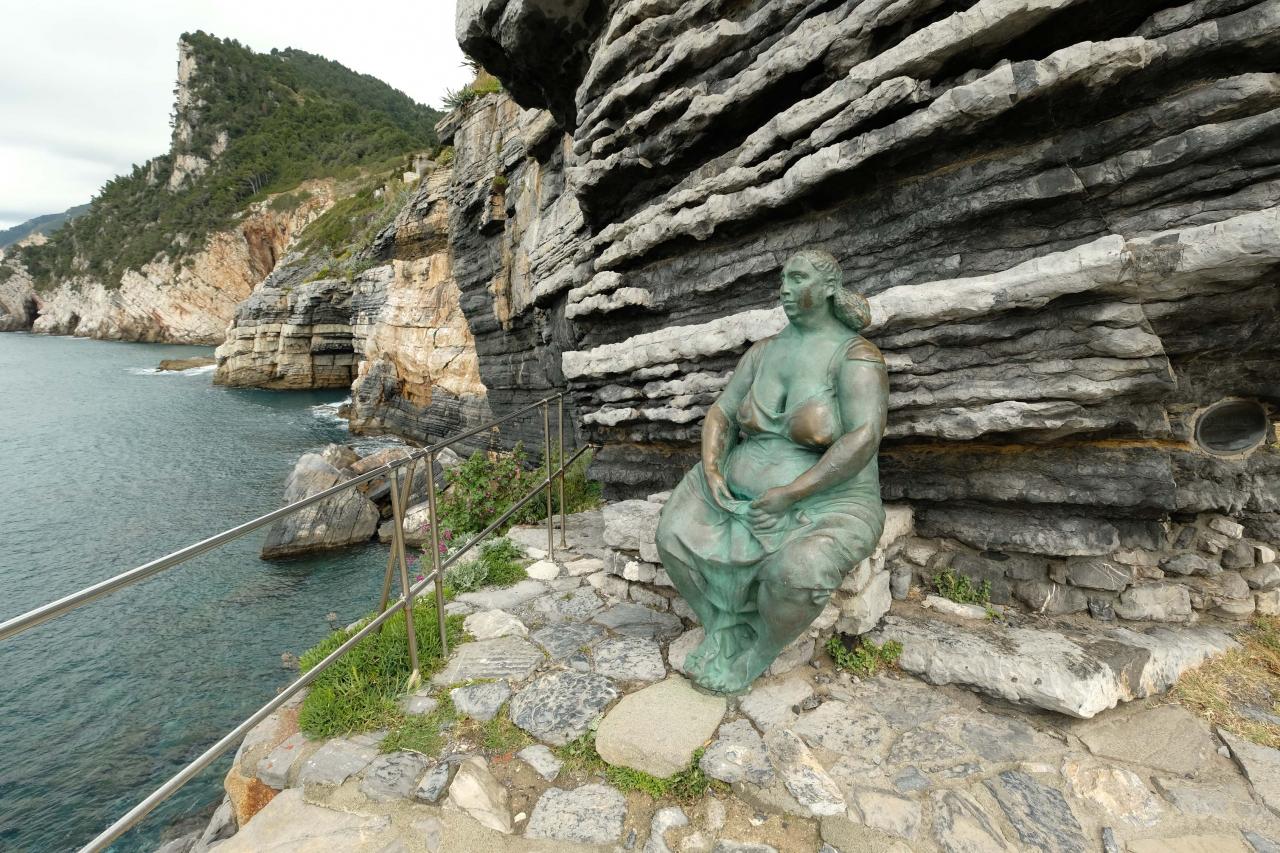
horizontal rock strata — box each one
[454,0,1280,574]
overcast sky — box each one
[0,0,473,229]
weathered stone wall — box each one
[454,0,1280,600]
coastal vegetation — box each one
[17,31,442,290]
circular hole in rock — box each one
[1194,399,1269,455]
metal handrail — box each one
[0,391,584,852]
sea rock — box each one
[509,671,620,745]
[261,453,379,558]
[525,784,627,845]
[596,676,726,777]
[445,756,513,834]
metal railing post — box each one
[558,395,568,548]
[543,401,554,559]
[377,451,416,631]
[388,465,421,688]
[425,449,448,656]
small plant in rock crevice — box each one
[933,567,992,605]
[825,634,903,677]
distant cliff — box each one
[3,32,441,344]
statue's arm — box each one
[701,340,764,506]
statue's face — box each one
[780,257,832,321]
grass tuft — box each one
[933,567,991,605]
[826,634,903,677]
[1172,615,1280,749]
[380,695,457,755]
[605,748,724,802]
[553,731,607,775]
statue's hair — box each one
[788,249,871,333]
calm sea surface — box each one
[0,333,402,852]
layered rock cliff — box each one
[448,1,1279,568]
[32,186,334,344]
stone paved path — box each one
[179,510,1280,853]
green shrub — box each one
[268,189,309,211]
[297,602,465,739]
[491,174,509,193]
[932,568,991,605]
[825,634,903,677]
[436,444,601,539]
[436,146,455,167]
[442,537,526,597]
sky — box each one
[0,0,473,229]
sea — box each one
[0,332,403,852]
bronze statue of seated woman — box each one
[655,249,888,695]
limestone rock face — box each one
[31,184,333,344]
[452,0,1280,564]
[0,259,38,331]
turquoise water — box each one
[0,333,402,852]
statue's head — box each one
[780,249,870,332]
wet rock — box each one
[592,636,667,683]
[431,636,544,685]
[592,603,683,640]
[525,783,627,845]
[445,756,513,834]
[509,671,619,745]
[360,751,430,801]
[450,680,512,722]
[597,676,726,777]
[700,719,774,786]
[764,729,845,817]
[517,744,562,781]
[463,609,528,640]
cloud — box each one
[0,0,474,228]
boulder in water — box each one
[261,452,379,559]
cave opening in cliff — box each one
[1194,399,1269,455]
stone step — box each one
[870,608,1237,718]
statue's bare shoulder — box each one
[843,336,884,365]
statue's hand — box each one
[748,487,796,531]
[706,469,734,510]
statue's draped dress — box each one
[656,334,886,689]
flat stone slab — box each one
[597,675,727,777]
[1220,728,1280,817]
[359,751,430,801]
[930,789,1012,852]
[517,744,563,781]
[257,732,309,789]
[871,612,1236,718]
[451,680,512,722]
[740,677,814,730]
[463,609,528,640]
[985,770,1087,853]
[1072,704,1216,775]
[296,737,378,787]
[527,586,605,622]
[214,789,393,852]
[456,580,547,611]
[792,701,892,756]
[525,783,627,845]
[592,636,667,682]
[431,637,544,686]
[530,622,604,658]
[764,729,845,817]
[510,671,620,745]
[700,719,774,786]
[592,603,684,640]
